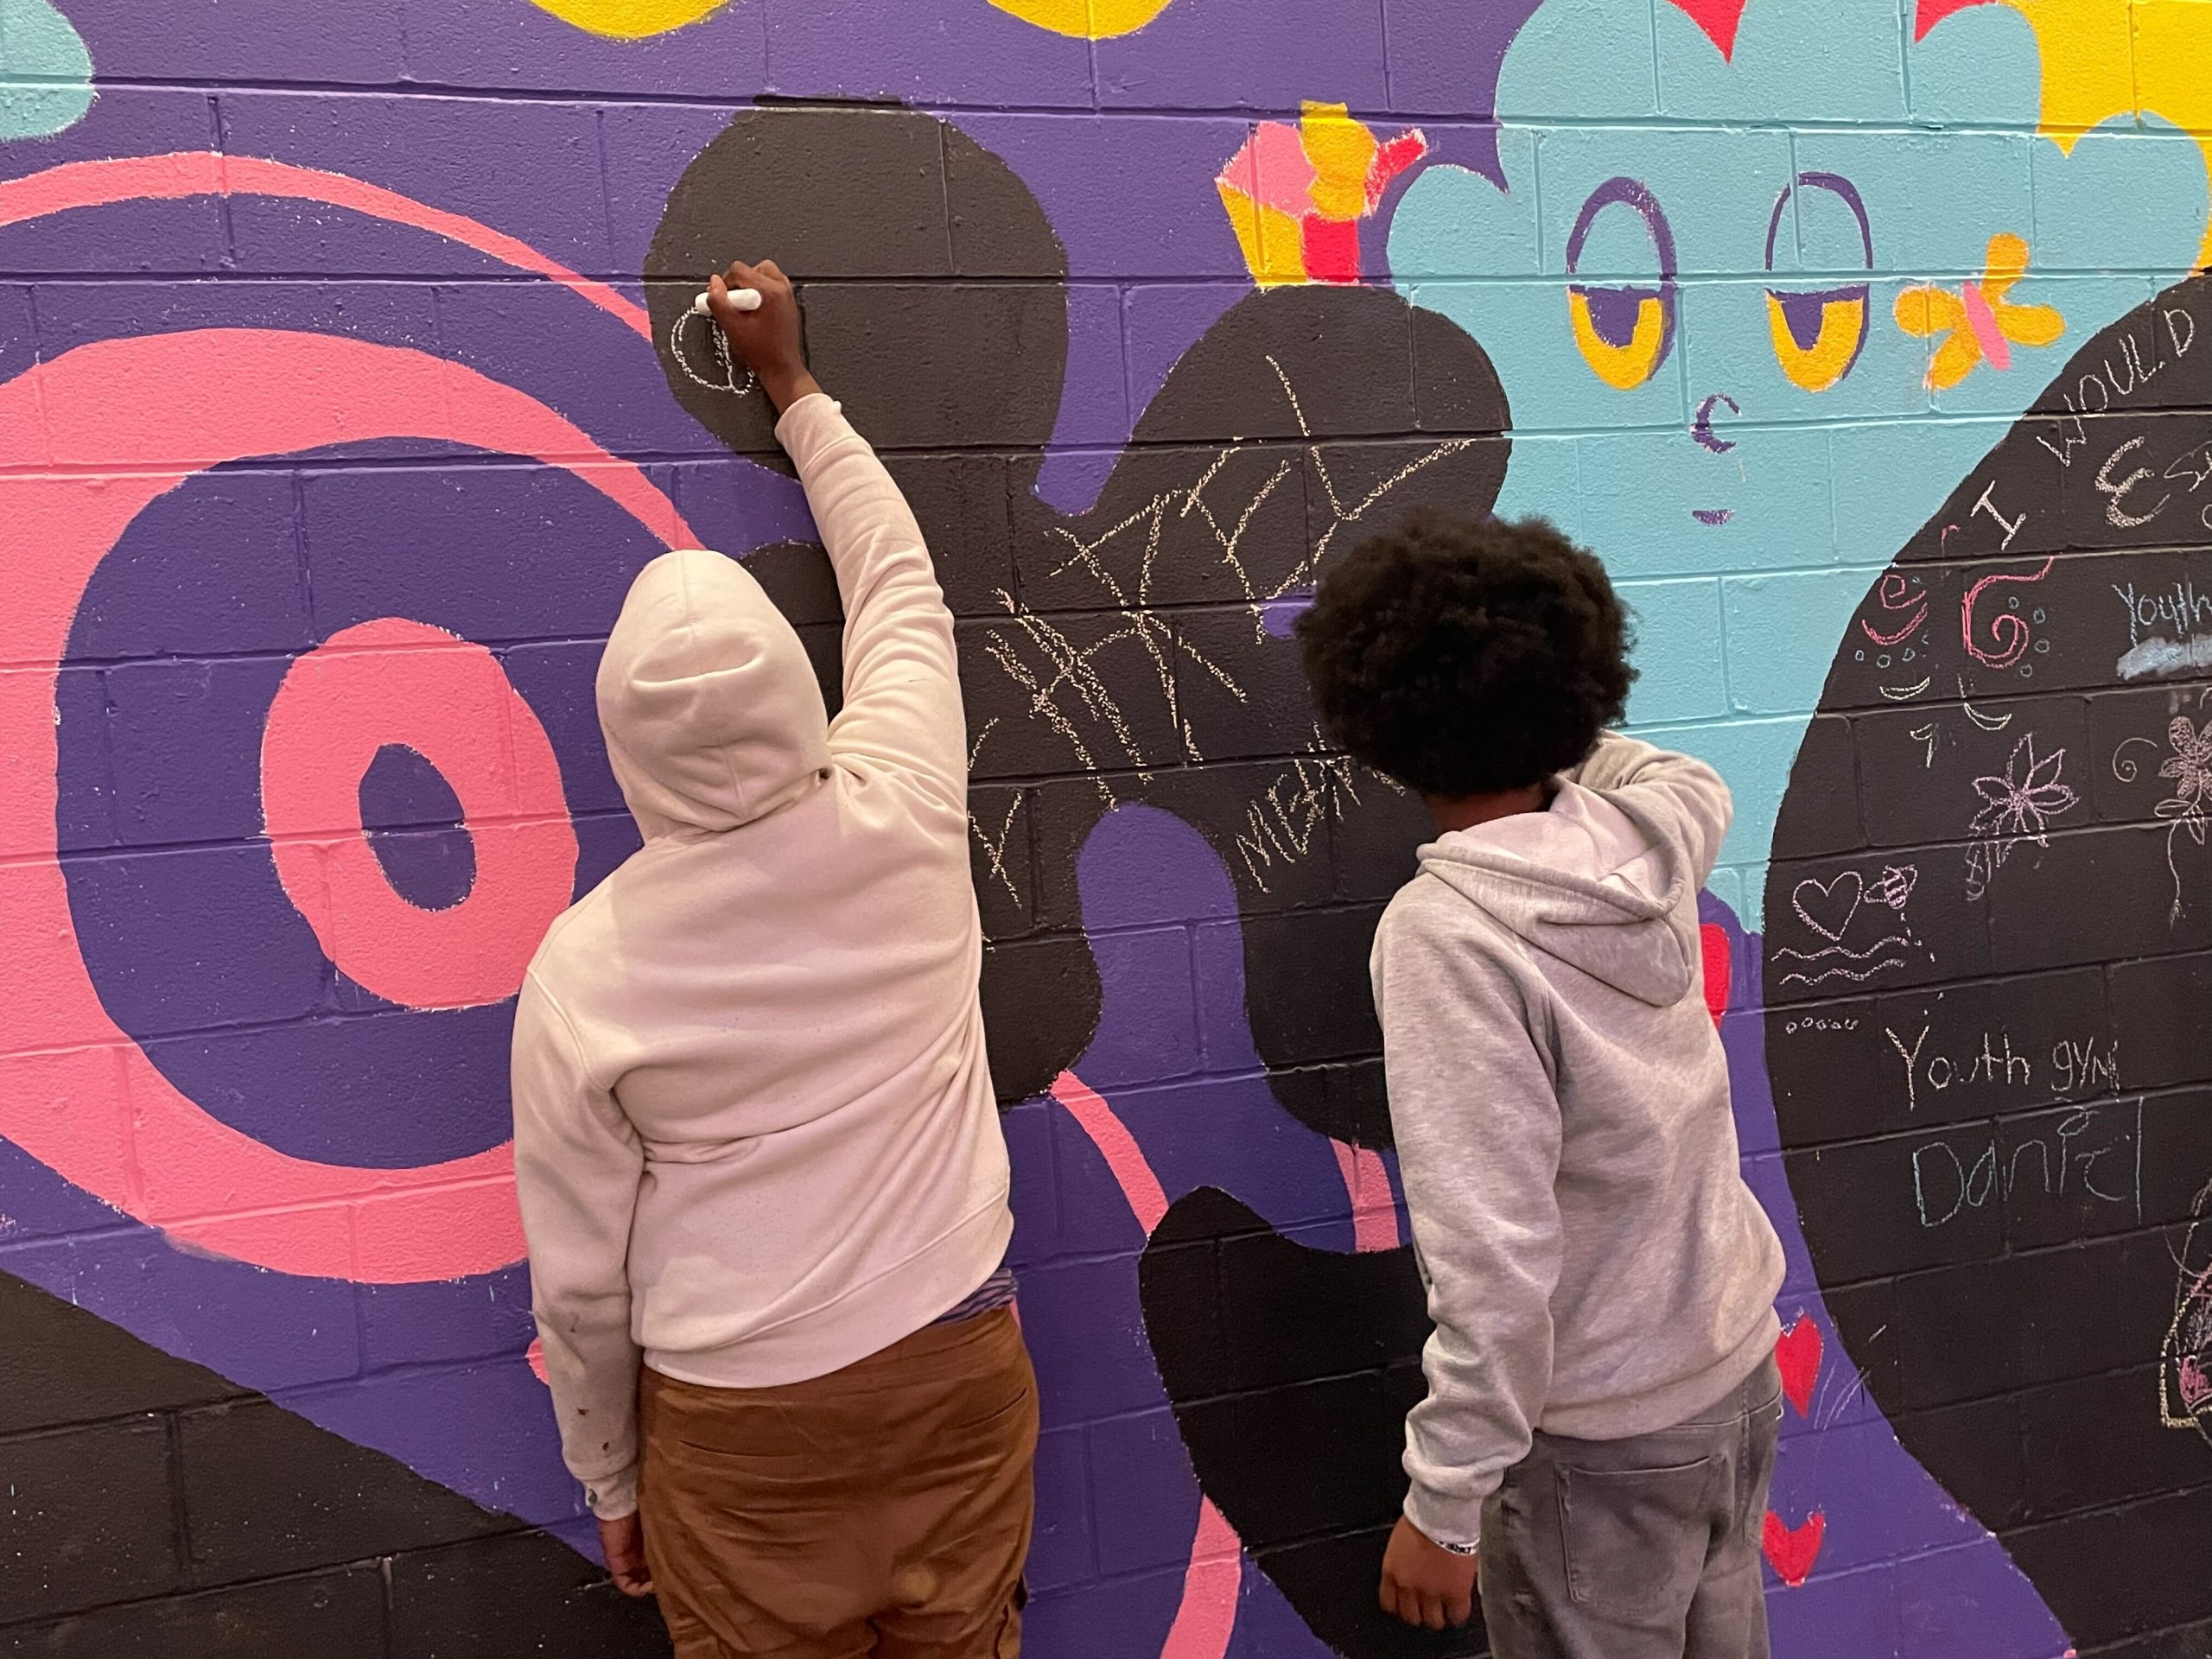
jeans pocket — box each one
[1556,1455,1716,1620]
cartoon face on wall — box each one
[1389,0,2210,917]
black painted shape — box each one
[1138,1187,1484,1659]
[360,742,475,912]
[645,107,1067,458]
[0,1270,669,1656]
[1766,275,2212,1651]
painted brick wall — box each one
[3,0,2211,1656]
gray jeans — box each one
[1478,1355,1783,1659]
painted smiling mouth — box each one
[1693,507,1734,524]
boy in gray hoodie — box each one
[1297,511,1787,1657]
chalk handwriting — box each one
[2032,303,2198,467]
[1880,1022,2116,1115]
[1909,1099,2142,1230]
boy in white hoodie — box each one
[1297,511,1787,1656]
[512,260,1032,1657]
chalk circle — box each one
[261,618,578,1012]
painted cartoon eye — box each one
[1565,178,1678,391]
[1764,171,1872,392]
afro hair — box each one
[1296,510,1635,798]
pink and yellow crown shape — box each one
[1217,103,1427,286]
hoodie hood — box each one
[595,548,833,838]
[1417,781,1700,1007]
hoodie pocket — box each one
[1555,1455,1716,1621]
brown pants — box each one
[639,1307,1038,1658]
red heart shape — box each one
[1762,1510,1825,1587]
[1776,1316,1823,1418]
[1700,922,1731,1028]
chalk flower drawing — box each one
[2117,710,2212,919]
[1965,733,2078,899]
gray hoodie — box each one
[1373,734,1785,1548]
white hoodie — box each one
[511,395,1013,1522]
[1374,735,1784,1549]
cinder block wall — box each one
[1,0,2209,1655]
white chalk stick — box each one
[692,287,763,315]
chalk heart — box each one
[1791,872,1864,942]
[1762,1509,1826,1587]
[1775,1316,1823,1417]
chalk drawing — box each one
[1966,733,2078,899]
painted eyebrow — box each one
[1565,175,1679,280]
[1765,170,1874,271]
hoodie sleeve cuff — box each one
[772,391,849,473]
[1403,1482,1490,1555]
[583,1464,639,1522]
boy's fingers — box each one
[1421,1592,1448,1631]
[1446,1586,1474,1626]
[756,257,785,283]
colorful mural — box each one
[2,0,2211,1653]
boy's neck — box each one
[1425,782,1549,837]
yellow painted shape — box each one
[2006,0,2212,266]
[984,0,1174,38]
[1217,181,1307,287]
[535,0,1174,40]
[1568,289,1669,390]
[1766,292,1867,392]
[528,0,728,38]
[1897,285,1981,391]
[1300,101,1378,221]
[2133,0,2212,264]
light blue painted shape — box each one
[0,0,92,140]
[1388,0,2210,926]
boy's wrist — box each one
[760,366,822,413]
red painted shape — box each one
[1762,1510,1826,1586]
[1301,215,1362,284]
[1915,0,1995,38]
[1663,0,1747,57]
[1700,921,1731,1027]
[1776,1317,1824,1417]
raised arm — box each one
[707,260,965,798]
[1567,732,1733,887]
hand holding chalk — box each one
[693,287,762,315]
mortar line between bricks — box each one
[54,79,2205,137]
[0,1555,410,1636]
[162,1408,195,1591]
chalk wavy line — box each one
[1781,957,1910,987]
[0,152,651,341]
[1773,934,1914,963]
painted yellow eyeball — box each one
[1569,284,1675,391]
[1562,179,1680,393]
[1766,284,1870,393]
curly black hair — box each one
[1296,510,1636,798]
